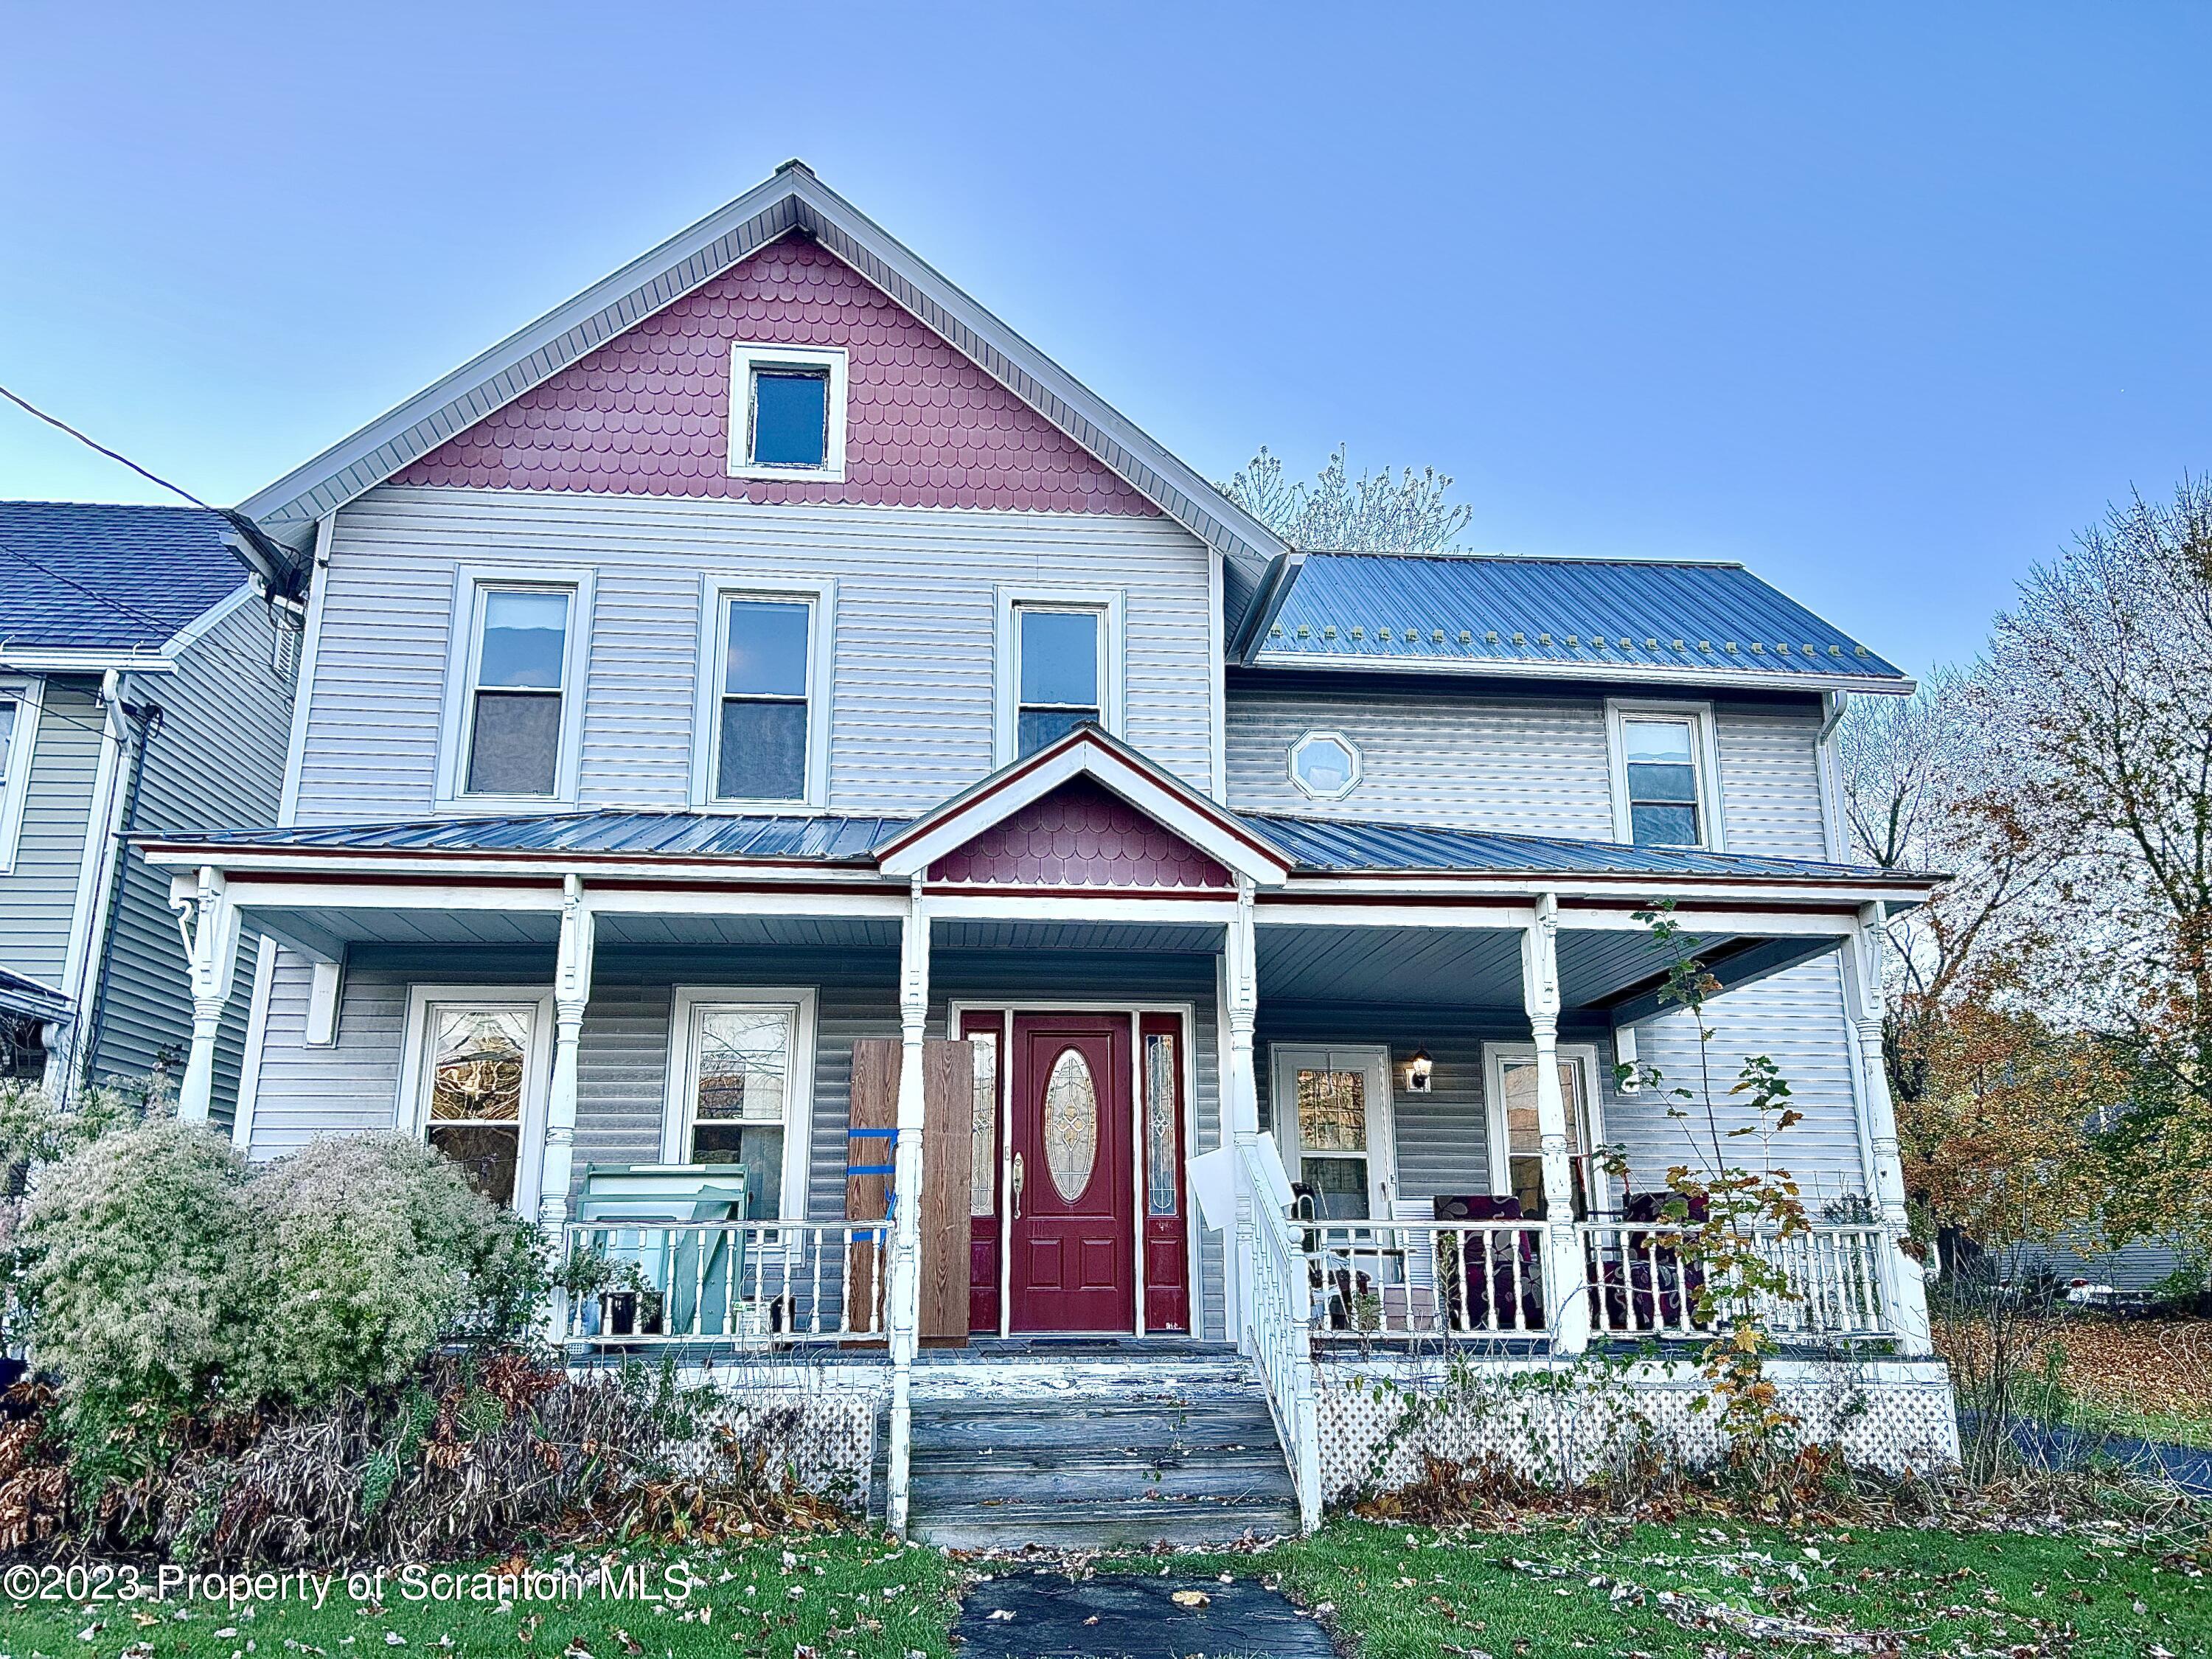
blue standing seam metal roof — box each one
[0,502,246,653]
[145,807,1916,884]
[1256,552,1910,684]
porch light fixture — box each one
[1406,1048,1433,1093]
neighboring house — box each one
[0,502,294,1117]
[138,163,1952,1541]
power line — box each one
[0,383,215,509]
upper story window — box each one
[728,344,847,481]
[440,567,592,808]
[1607,702,1722,850]
[692,581,834,810]
[1288,730,1362,801]
[997,592,1123,764]
[0,678,42,875]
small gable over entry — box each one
[877,726,1291,889]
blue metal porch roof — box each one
[0,502,246,653]
[152,806,1913,885]
[1253,552,1908,687]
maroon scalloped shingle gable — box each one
[928,776,1231,888]
[397,235,1158,515]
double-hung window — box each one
[694,584,831,807]
[400,989,552,1215]
[445,572,590,806]
[663,989,817,1220]
[1607,703,1719,850]
[1005,599,1118,760]
[1268,1044,1396,1222]
[1486,1043,1605,1218]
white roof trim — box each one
[877,728,1291,886]
[233,164,1288,617]
[0,648,176,675]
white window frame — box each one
[689,577,837,811]
[993,585,1126,767]
[1267,1042,1398,1220]
[658,985,819,1222]
[1483,1040,1606,1211]
[1604,698,1726,852]
[1287,728,1363,802]
[0,675,44,876]
[396,985,557,1217]
[437,564,595,811]
[726,343,849,481]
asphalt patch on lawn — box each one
[956,1570,1337,1659]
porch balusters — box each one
[1520,892,1588,1352]
[884,876,931,1537]
[538,874,597,1237]
[1840,905,1935,1356]
[173,864,241,1122]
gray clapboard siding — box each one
[91,595,292,1120]
[248,939,1231,1340]
[293,487,1217,822]
[1713,700,1829,860]
[1224,681,1616,838]
[0,678,104,987]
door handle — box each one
[1012,1152,1026,1221]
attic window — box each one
[728,344,847,481]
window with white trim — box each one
[0,678,41,875]
[408,1000,546,1211]
[1288,730,1361,801]
[727,344,848,480]
[1484,1043,1606,1218]
[449,577,588,803]
[663,990,817,1220]
[1606,702,1722,851]
[713,596,813,802]
[1268,1043,1396,1221]
[1013,604,1104,757]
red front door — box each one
[1009,1012,1135,1333]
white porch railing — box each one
[557,1221,888,1346]
[1237,1147,1324,1531]
[1307,1220,1548,1338]
[1578,1220,1892,1341]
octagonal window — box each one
[1289,731,1362,801]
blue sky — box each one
[3,4,2205,675]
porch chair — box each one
[1587,1191,1708,1334]
[1432,1194,1545,1332]
[571,1165,749,1339]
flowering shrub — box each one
[233,1133,547,1408]
[10,1116,250,1479]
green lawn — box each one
[1103,1515,2212,1659]
[0,1533,958,1659]
[5,1514,2205,1658]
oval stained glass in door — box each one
[1041,1046,1099,1202]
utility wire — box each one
[0,383,216,510]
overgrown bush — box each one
[11,1117,248,1482]
[234,1133,546,1408]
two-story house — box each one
[139,164,1951,1545]
[0,502,293,1110]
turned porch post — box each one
[174,866,240,1121]
[1841,903,1934,1355]
[1223,877,1262,1352]
[538,874,596,1236]
[1521,892,1590,1353]
[885,875,931,1535]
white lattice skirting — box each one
[1315,1357,1960,1503]
[665,1377,880,1512]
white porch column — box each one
[538,874,596,1236]
[1841,904,1934,1355]
[174,866,240,1122]
[885,875,931,1537]
[1223,877,1262,1352]
[1521,892,1589,1353]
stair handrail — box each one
[1237,1141,1324,1531]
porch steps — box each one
[889,1349,1301,1550]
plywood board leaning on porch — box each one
[848,1038,970,1346]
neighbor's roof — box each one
[1251,552,1910,692]
[234,161,1292,627]
[0,964,74,1024]
[142,805,1921,888]
[0,501,245,655]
